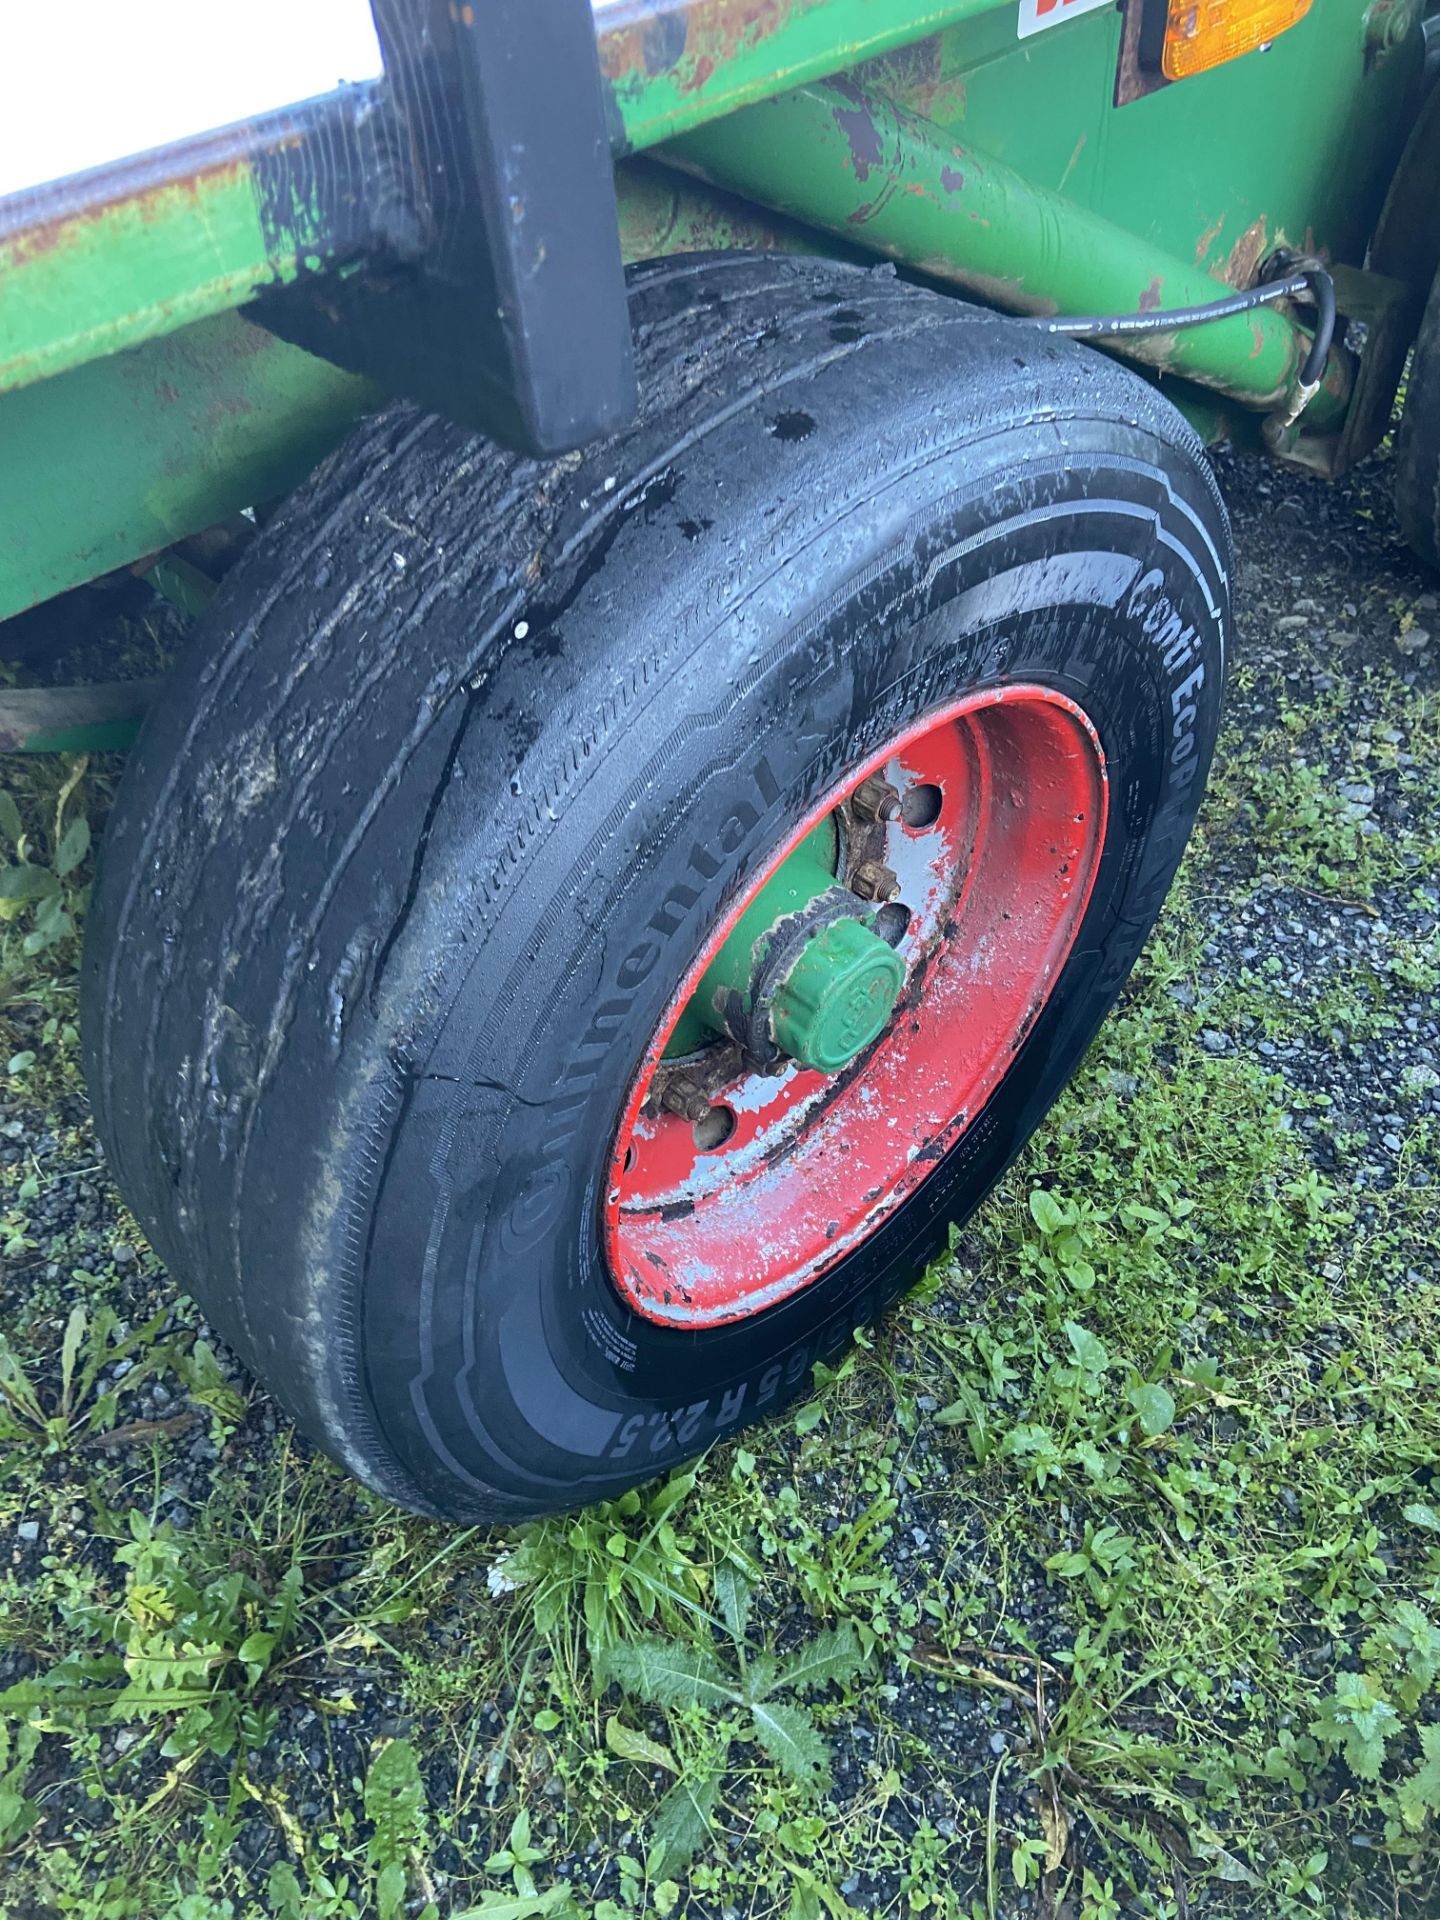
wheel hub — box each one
[606,686,1108,1329]
[770,915,904,1074]
[669,822,906,1078]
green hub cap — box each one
[771,917,905,1073]
[664,814,905,1072]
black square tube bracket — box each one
[250,0,637,457]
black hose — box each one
[1040,265,1336,393]
[1295,267,1336,389]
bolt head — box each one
[661,1077,713,1124]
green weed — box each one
[0,754,92,969]
[600,1566,869,1873]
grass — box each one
[1,575,1439,1915]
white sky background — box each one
[0,0,385,199]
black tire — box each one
[1397,266,1440,573]
[83,255,1230,1522]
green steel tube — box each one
[661,81,1351,429]
[616,156,858,266]
[0,112,344,398]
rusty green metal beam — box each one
[598,0,988,152]
[0,94,377,399]
[660,80,1351,427]
[0,162,853,628]
[0,3,988,402]
[1,151,264,394]
[0,138,1248,643]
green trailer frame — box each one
[0,0,1437,668]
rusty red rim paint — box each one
[603,685,1109,1328]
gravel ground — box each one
[1206,439,1440,1181]
[1,434,1438,1919]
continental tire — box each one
[82,255,1231,1521]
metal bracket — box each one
[1262,264,1412,476]
[250,0,637,456]
[1114,0,1170,109]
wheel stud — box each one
[850,860,901,902]
[850,775,901,823]
[660,1075,714,1124]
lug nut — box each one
[850,860,901,902]
[660,1076,713,1124]
[850,775,901,823]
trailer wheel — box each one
[1397,266,1440,572]
[83,256,1230,1521]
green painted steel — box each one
[0,684,155,754]
[0,312,374,624]
[600,0,989,152]
[618,156,861,265]
[669,819,839,1055]
[0,4,987,402]
[669,807,906,1076]
[0,0,1418,420]
[0,108,347,399]
[11,719,141,756]
[143,553,221,620]
[0,164,855,629]
[1,165,263,395]
[662,80,1350,424]
[872,0,1421,321]
[0,0,1425,639]
[673,804,904,1075]
[3,0,1413,410]
[0,163,848,629]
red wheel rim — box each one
[603,685,1108,1328]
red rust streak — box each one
[1,156,248,272]
[598,0,799,87]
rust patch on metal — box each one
[1223,215,1270,290]
[831,92,885,183]
[1113,0,1169,108]
[1138,276,1164,312]
[1193,213,1225,267]
[847,34,951,119]
[0,153,250,274]
[827,78,911,227]
[598,0,800,96]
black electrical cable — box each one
[1039,265,1336,393]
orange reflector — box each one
[1162,0,1313,78]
